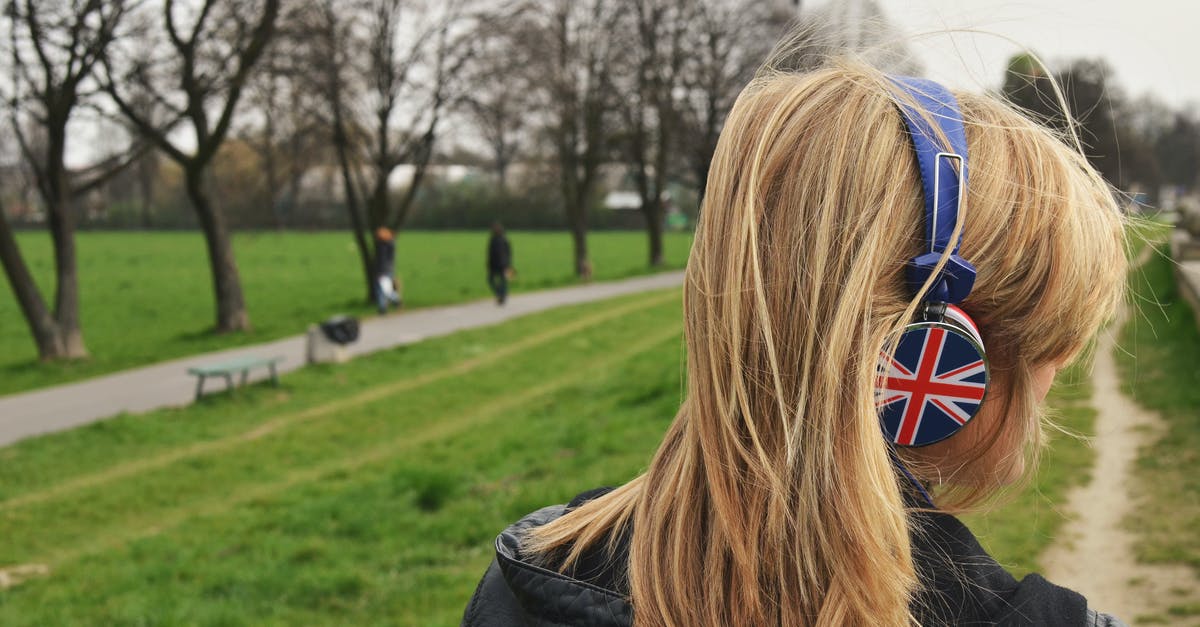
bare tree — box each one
[517,0,623,277]
[1155,109,1200,192]
[0,0,133,360]
[462,80,526,191]
[239,1,323,229]
[109,86,166,228]
[616,0,691,267]
[676,0,923,202]
[460,7,531,191]
[132,142,160,228]
[677,0,784,202]
[103,0,280,332]
[1003,57,1148,190]
[304,0,470,301]
[244,65,289,228]
[302,0,371,295]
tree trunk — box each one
[560,167,591,278]
[185,167,250,332]
[571,218,589,278]
[365,178,392,298]
[38,121,90,358]
[652,96,671,268]
[0,204,81,360]
[694,96,721,203]
[642,201,664,267]
[632,146,665,268]
[367,176,390,231]
[331,112,374,303]
[15,119,89,360]
[566,189,590,278]
[44,191,89,358]
[694,158,711,203]
[358,238,376,303]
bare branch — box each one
[69,138,154,195]
[101,71,188,163]
[206,0,280,160]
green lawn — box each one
[0,289,686,625]
[0,230,692,396]
[1118,245,1200,591]
[0,285,1096,625]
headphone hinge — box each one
[920,301,947,322]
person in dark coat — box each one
[487,222,513,305]
[374,227,400,314]
[462,61,1130,625]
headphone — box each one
[875,77,989,448]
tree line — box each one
[1001,53,1199,198]
[1,0,1197,366]
[0,0,799,361]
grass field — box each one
[0,290,686,625]
[0,284,1098,625]
[1118,245,1200,608]
[0,230,692,396]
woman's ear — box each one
[1031,363,1059,405]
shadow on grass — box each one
[392,467,462,513]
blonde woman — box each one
[462,59,1128,626]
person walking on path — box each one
[463,59,1130,626]
[374,227,401,314]
[487,222,513,305]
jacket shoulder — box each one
[461,500,632,627]
[462,558,530,627]
[911,508,1093,625]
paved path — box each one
[0,271,685,448]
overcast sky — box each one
[822,0,1199,109]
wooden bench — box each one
[187,356,283,400]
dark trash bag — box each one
[320,315,360,345]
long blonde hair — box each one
[525,60,1126,626]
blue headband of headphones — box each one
[890,76,975,305]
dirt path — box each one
[1041,258,1200,625]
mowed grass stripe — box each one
[0,314,685,624]
[16,324,683,580]
[0,290,679,513]
[0,299,682,565]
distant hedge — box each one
[43,177,679,231]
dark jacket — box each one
[462,488,1126,627]
[488,234,512,272]
[375,238,395,277]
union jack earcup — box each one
[876,305,989,447]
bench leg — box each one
[224,373,235,394]
[195,375,206,401]
[240,369,249,387]
[269,363,279,386]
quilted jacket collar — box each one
[494,505,633,626]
